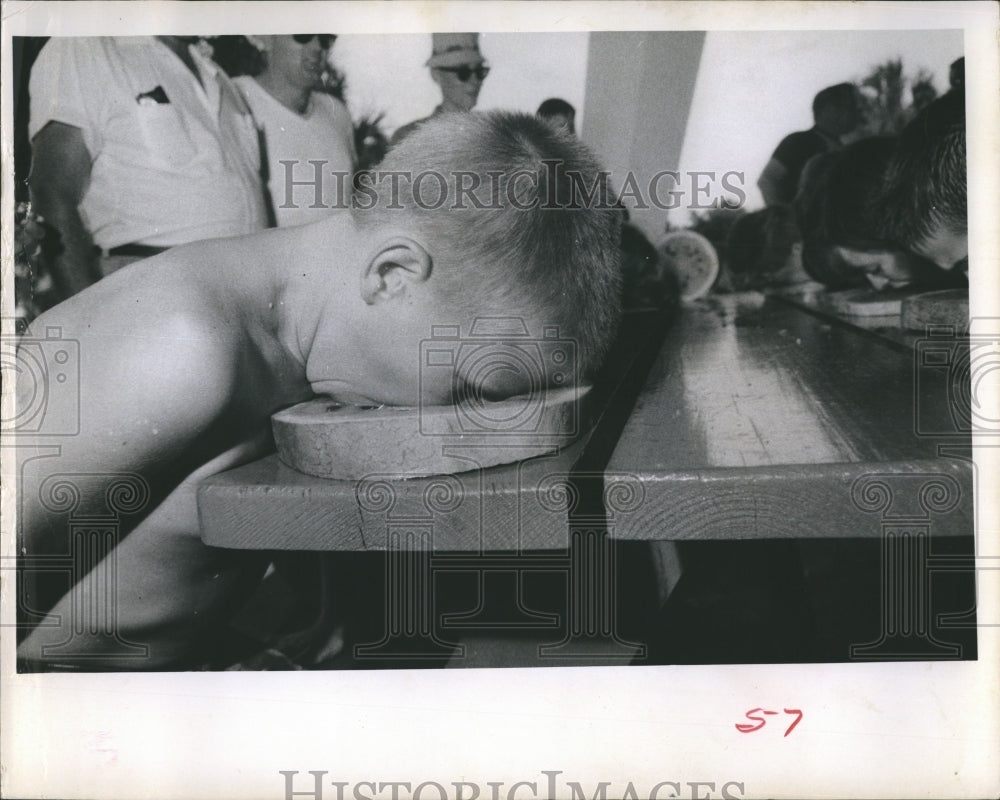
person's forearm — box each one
[32,193,100,299]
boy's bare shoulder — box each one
[25,255,244,443]
[46,259,230,349]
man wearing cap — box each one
[389,33,489,147]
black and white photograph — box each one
[2,2,998,798]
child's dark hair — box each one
[537,98,576,119]
[876,91,966,257]
[814,136,898,251]
[356,111,623,377]
[793,138,896,287]
[795,132,967,289]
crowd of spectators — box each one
[16,33,600,317]
[731,58,968,293]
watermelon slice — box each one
[657,230,720,300]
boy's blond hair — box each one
[356,111,623,377]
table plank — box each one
[606,293,974,539]
[198,443,585,551]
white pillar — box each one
[582,31,706,241]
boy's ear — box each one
[360,236,432,304]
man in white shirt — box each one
[28,36,269,298]
[234,35,357,227]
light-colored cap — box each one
[426,33,483,68]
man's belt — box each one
[105,243,169,258]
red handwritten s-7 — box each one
[736,708,803,737]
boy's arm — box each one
[17,302,238,557]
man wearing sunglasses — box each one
[234,35,357,227]
[390,33,490,147]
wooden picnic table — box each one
[605,290,974,542]
[197,289,975,665]
[601,288,975,662]
[200,291,973,549]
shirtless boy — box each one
[15,111,623,669]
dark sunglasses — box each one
[292,34,336,49]
[436,64,490,82]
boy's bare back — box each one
[17,230,315,667]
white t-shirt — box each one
[29,37,268,249]
[235,76,357,227]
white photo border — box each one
[2,2,998,799]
